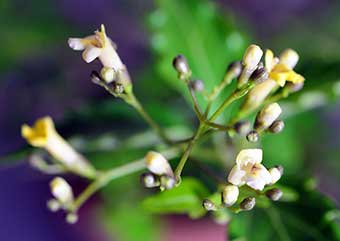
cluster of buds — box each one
[47,177,78,224]
[222,149,283,210]
[246,102,284,142]
[68,25,132,95]
[21,117,96,178]
[239,47,304,114]
[141,151,176,190]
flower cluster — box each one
[222,149,283,208]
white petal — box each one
[269,167,282,184]
[236,149,263,166]
[68,38,86,51]
[82,46,102,63]
[228,165,246,186]
[145,151,173,176]
[98,44,124,70]
[256,164,272,184]
[279,49,299,69]
[246,176,266,191]
[222,185,239,206]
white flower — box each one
[50,177,74,204]
[22,117,96,178]
[145,151,173,176]
[222,185,239,206]
[68,24,124,72]
[228,149,272,191]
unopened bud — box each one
[47,199,61,212]
[202,199,217,211]
[90,71,102,85]
[269,120,285,133]
[240,197,256,211]
[173,55,190,78]
[160,175,176,190]
[234,121,251,135]
[242,45,263,71]
[227,61,242,78]
[145,151,174,176]
[50,177,74,204]
[100,67,116,83]
[265,188,283,201]
[189,79,204,92]
[221,185,239,207]
[140,172,160,188]
[250,66,268,84]
[255,103,282,131]
[66,213,78,224]
[279,49,299,69]
[269,167,282,184]
[275,165,284,176]
[246,130,259,142]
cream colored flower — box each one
[68,24,124,72]
[50,177,74,204]
[21,117,96,178]
[145,151,173,177]
[228,149,272,191]
[255,102,282,131]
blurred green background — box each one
[1,0,340,240]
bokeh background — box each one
[1,0,340,240]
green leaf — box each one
[228,181,340,241]
[102,203,161,241]
[149,0,248,114]
[142,177,209,218]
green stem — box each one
[125,92,172,145]
[174,124,205,182]
[70,148,179,213]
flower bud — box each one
[268,120,285,133]
[234,121,251,135]
[246,130,259,142]
[227,61,242,78]
[265,188,283,201]
[250,66,268,84]
[100,67,116,83]
[91,70,103,84]
[140,172,160,188]
[145,151,174,176]
[47,199,61,212]
[50,177,74,204]
[221,185,239,207]
[275,165,284,176]
[202,199,217,211]
[173,54,190,77]
[268,167,282,184]
[279,49,299,69]
[66,213,78,224]
[160,175,176,190]
[240,197,256,211]
[285,82,304,93]
[189,79,204,92]
[255,103,282,131]
[242,45,263,71]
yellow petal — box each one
[21,117,55,147]
[265,49,274,71]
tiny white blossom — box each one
[228,149,272,191]
[68,24,124,72]
[50,177,74,204]
[222,185,239,206]
[145,151,173,176]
